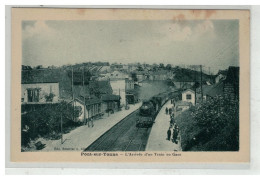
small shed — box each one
[74,96,103,123]
[176,101,192,111]
[182,89,195,105]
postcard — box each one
[10,8,250,163]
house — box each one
[204,66,239,102]
[22,82,60,103]
[125,89,139,104]
[99,66,112,73]
[110,79,126,106]
[196,84,214,100]
[215,69,228,83]
[22,68,75,100]
[206,81,224,99]
[88,81,113,98]
[101,94,121,114]
[125,78,138,104]
[107,70,128,80]
[182,89,195,105]
[74,96,103,123]
[125,78,135,90]
[223,66,239,101]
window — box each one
[27,88,40,102]
[186,94,191,100]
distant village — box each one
[21,62,239,123]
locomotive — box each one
[136,91,180,128]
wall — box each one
[125,79,134,90]
[74,101,85,122]
[21,83,59,103]
[74,101,103,122]
[110,79,126,106]
[182,90,195,105]
[177,105,190,111]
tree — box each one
[22,65,32,70]
[137,64,144,71]
[152,63,158,71]
[165,64,172,70]
[45,93,55,102]
[131,72,138,82]
[21,101,81,146]
[189,95,239,151]
[36,65,43,69]
[159,63,165,69]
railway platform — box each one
[146,100,182,151]
[39,103,142,151]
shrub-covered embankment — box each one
[175,96,239,151]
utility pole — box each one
[200,65,203,103]
[83,65,86,125]
[82,66,85,86]
[71,67,75,121]
[60,114,63,144]
[194,66,197,105]
[84,96,86,125]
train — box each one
[136,90,181,128]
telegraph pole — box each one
[71,67,74,121]
[194,66,197,105]
[200,65,203,103]
[84,96,86,125]
[83,65,86,125]
[82,66,85,86]
[60,114,63,144]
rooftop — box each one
[182,89,195,94]
[206,80,224,97]
[75,96,102,106]
[225,66,239,84]
[101,94,121,101]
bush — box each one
[176,95,239,151]
[21,101,81,146]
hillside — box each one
[172,67,215,83]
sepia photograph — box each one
[10,8,250,162]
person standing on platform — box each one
[173,128,178,144]
[170,115,175,125]
[165,107,168,115]
[169,108,172,116]
[167,128,171,141]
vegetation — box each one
[44,93,55,102]
[175,95,239,151]
[21,101,82,147]
[173,67,214,82]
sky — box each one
[22,20,239,74]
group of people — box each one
[165,99,180,144]
[167,124,179,144]
[165,99,176,115]
[165,107,173,116]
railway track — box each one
[85,110,151,151]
